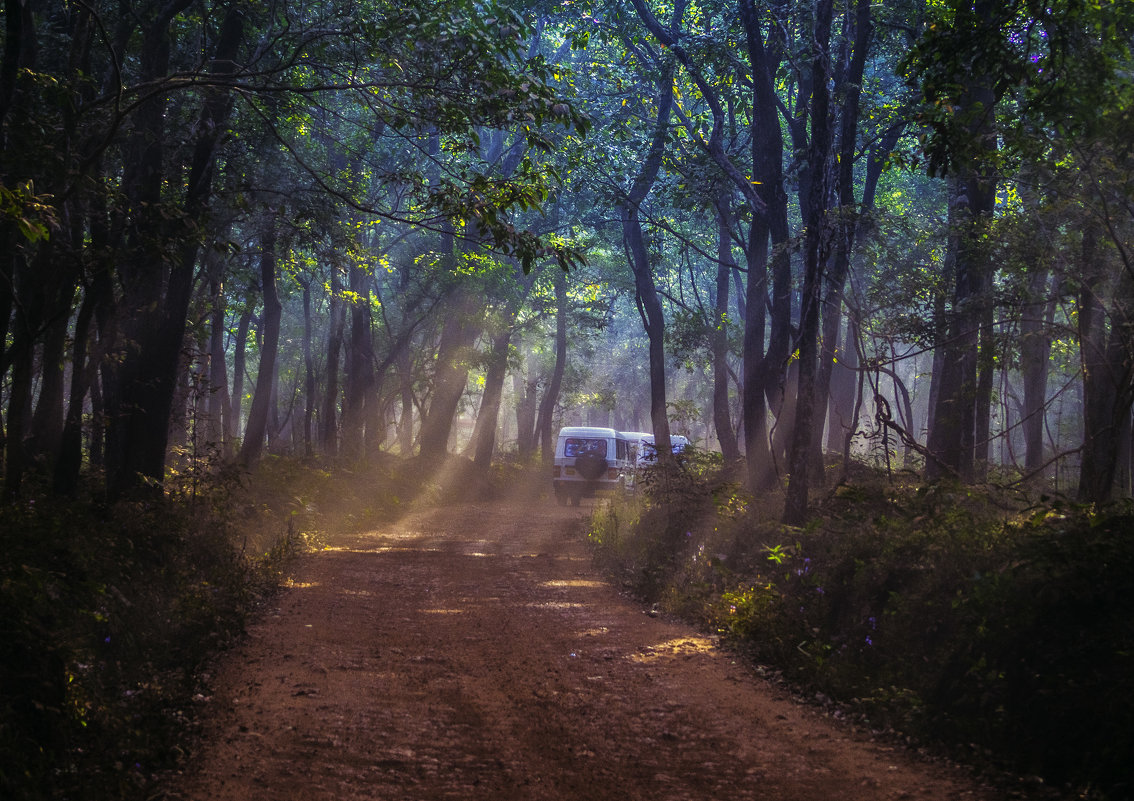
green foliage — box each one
[0,456,425,801]
[589,469,1134,799]
[0,492,260,799]
[0,182,55,243]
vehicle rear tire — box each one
[575,453,608,481]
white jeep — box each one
[551,426,635,506]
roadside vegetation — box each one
[0,456,432,801]
[589,456,1134,801]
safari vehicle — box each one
[635,433,689,467]
[620,432,689,491]
[551,426,634,505]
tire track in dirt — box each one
[164,500,1003,801]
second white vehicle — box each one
[635,433,689,467]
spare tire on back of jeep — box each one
[575,452,608,481]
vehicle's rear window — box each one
[564,438,608,457]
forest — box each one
[1,0,1133,799]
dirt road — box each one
[165,500,1001,801]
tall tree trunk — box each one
[515,358,538,460]
[230,302,253,445]
[974,302,996,480]
[784,0,834,525]
[472,329,513,469]
[809,0,874,480]
[165,332,194,456]
[826,316,859,453]
[104,7,243,498]
[267,336,282,452]
[618,62,675,460]
[321,264,345,456]
[926,170,997,482]
[535,269,567,462]
[29,286,73,466]
[0,243,11,466]
[1021,268,1055,476]
[924,2,998,484]
[397,346,415,456]
[341,262,375,460]
[418,288,481,462]
[712,194,740,462]
[2,242,54,498]
[54,274,105,494]
[3,305,35,499]
[1077,224,1134,503]
[739,0,790,491]
[471,270,535,469]
[206,268,231,455]
[238,218,281,469]
[301,279,316,458]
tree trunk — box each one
[418,288,481,463]
[784,0,834,526]
[206,269,231,455]
[54,274,105,494]
[165,332,194,456]
[1021,268,1055,476]
[230,303,253,445]
[535,269,567,461]
[397,347,415,456]
[29,287,73,465]
[1077,224,1134,503]
[712,194,740,462]
[471,270,535,469]
[301,279,316,458]
[2,242,55,498]
[974,302,996,480]
[926,166,997,482]
[104,7,243,498]
[924,2,998,484]
[618,62,674,461]
[472,329,513,469]
[238,218,281,469]
[341,262,375,460]
[3,310,35,499]
[321,263,345,456]
[809,0,874,480]
[739,0,790,491]
[515,359,538,460]
[826,316,859,453]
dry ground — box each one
[162,499,1006,801]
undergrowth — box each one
[589,458,1134,800]
[0,454,423,801]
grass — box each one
[588,456,1134,800]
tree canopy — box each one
[1,0,1133,512]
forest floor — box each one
[159,495,1008,801]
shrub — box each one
[0,455,401,801]
[587,470,1134,799]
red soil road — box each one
[164,500,1003,801]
